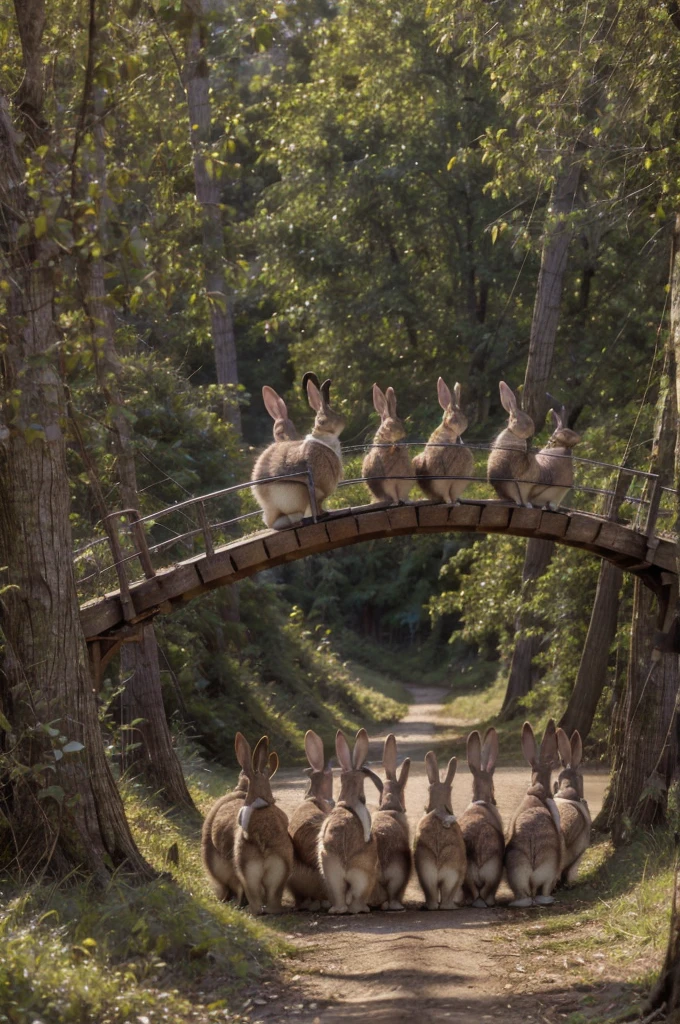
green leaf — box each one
[62,740,85,754]
[491,224,499,245]
[446,155,457,171]
[38,785,65,805]
[0,711,11,732]
[34,215,48,239]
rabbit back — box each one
[414,812,466,870]
[413,428,475,503]
[319,805,377,869]
[235,803,293,871]
[202,791,245,901]
[369,809,411,907]
[362,445,413,503]
[530,447,574,507]
[288,800,330,906]
[487,430,539,504]
[505,796,561,895]
[555,797,591,876]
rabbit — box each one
[412,378,474,504]
[262,385,297,442]
[554,727,591,885]
[202,735,277,903]
[287,730,335,911]
[458,727,504,908]
[252,376,345,530]
[363,734,412,911]
[505,720,563,907]
[361,384,413,504]
[232,732,294,914]
[487,380,540,506]
[528,404,581,510]
[317,728,381,914]
[414,751,466,910]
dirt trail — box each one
[252,686,610,1024]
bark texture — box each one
[0,4,152,877]
[559,559,623,739]
[184,1,241,431]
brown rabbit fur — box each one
[232,732,294,915]
[365,734,412,911]
[554,727,591,884]
[458,728,504,908]
[362,384,413,504]
[413,378,474,504]
[317,729,381,915]
[262,385,297,442]
[202,736,277,903]
[414,752,466,910]
[287,730,334,911]
[528,405,581,509]
[487,381,539,505]
[505,720,563,907]
[252,376,346,530]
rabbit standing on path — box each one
[364,734,412,911]
[287,730,334,911]
[458,728,504,908]
[554,727,591,885]
[414,752,466,910]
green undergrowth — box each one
[501,828,676,1022]
[0,777,291,1024]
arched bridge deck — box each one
[81,498,676,648]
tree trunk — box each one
[0,13,152,878]
[183,1,241,432]
[522,156,583,427]
[501,538,555,717]
[559,560,623,739]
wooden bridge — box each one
[78,442,679,679]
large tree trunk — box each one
[501,538,555,717]
[183,1,241,432]
[559,561,623,739]
[0,8,152,878]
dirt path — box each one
[249,686,610,1024]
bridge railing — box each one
[73,442,674,606]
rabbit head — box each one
[437,377,468,440]
[306,375,345,440]
[262,386,297,442]
[466,727,499,805]
[546,405,581,450]
[235,732,279,838]
[521,720,559,800]
[335,728,379,842]
[555,727,584,801]
[363,733,410,813]
[424,751,457,815]
[371,384,407,444]
[499,381,534,441]
[303,729,334,807]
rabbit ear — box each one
[306,377,323,412]
[302,371,320,396]
[398,757,411,790]
[453,382,462,407]
[540,719,558,765]
[321,379,332,404]
[235,732,253,776]
[353,728,370,769]
[385,386,398,418]
[467,731,482,773]
[252,735,270,773]
[425,751,439,784]
[267,751,279,779]
[335,730,353,772]
[372,383,387,417]
[550,408,560,430]
[362,766,383,795]
[437,376,452,411]
[305,730,325,772]
[383,734,398,779]
[444,757,457,786]
[570,730,583,768]
[556,726,572,767]
[263,386,283,421]
[499,380,518,415]
[521,722,538,767]
[481,727,499,773]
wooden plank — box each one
[448,503,482,529]
[479,505,512,531]
[537,511,569,538]
[131,563,203,616]
[229,538,269,572]
[652,539,678,574]
[509,506,543,532]
[296,522,331,550]
[81,595,124,638]
[195,549,237,585]
[262,529,300,560]
[386,505,419,531]
[326,516,360,542]
[596,521,647,560]
[564,513,602,546]
[356,509,391,535]
[418,504,451,528]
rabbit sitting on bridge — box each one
[413,378,474,504]
[487,380,540,506]
[362,384,413,505]
[528,403,581,510]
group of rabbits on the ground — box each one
[252,375,582,530]
[202,719,590,915]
